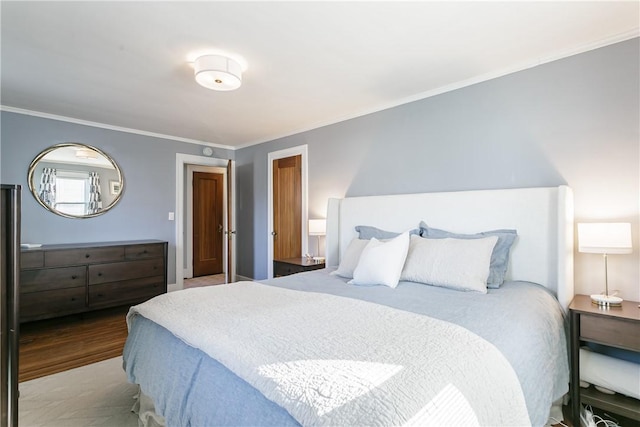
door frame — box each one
[185,165,227,279]
[175,153,236,291]
[267,145,309,279]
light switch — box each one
[168,212,175,221]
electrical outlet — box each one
[168,212,175,221]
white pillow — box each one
[400,235,498,293]
[348,232,410,289]
[331,238,370,279]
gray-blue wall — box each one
[0,113,234,284]
[236,38,640,300]
[2,39,638,300]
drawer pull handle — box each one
[85,254,90,258]
[70,297,76,301]
[71,275,77,279]
[97,272,103,277]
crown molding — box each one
[234,30,640,150]
[3,30,638,152]
[0,105,236,151]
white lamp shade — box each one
[578,223,633,254]
[309,219,326,236]
[194,55,242,91]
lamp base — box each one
[590,293,623,307]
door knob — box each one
[271,231,277,237]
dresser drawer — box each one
[20,287,85,321]
[125,243,165,260]
[581,314,640,351]
[275,263,305,276]
[88,258,164,285]
[274,259,325,277]
[20,266,86,293]
[45,246,125,267]
[21,251,44,269]
[88,276,165,308]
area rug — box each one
[19,357,138,427]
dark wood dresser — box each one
[274,257,325,277]
[20,240,167,322]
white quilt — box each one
[128,282,530,426]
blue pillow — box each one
[418,221,517,288]
[356,225,419,240]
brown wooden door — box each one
[193,172,224,276]
[273,155,302,260]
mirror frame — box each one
[28,143,125,219]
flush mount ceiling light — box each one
[75,148,98,159]
[194,54,242,91]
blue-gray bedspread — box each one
[123,269,569,427]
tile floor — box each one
[183,273,227,288]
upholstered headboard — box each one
[325,186,574,310]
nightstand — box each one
[273,257,325,277]
[569,294,640,424]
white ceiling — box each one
[1,2,638,149]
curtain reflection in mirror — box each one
[39,167,57,208]
[46,169,103,216]
[87,171,102,214]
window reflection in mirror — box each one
[28,143,124,219]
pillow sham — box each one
[400,235,498,293]
[355,225,400,240]
[348,232,410,289]
[355,225,419,240]
[418,221,517,288]
[331,237,370,279]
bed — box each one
[124,185,575,427]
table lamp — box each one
[578,222,632,306]
[309,219,326,262]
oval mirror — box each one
[28,143,124,219]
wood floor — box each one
[18,275,225,383]
[18,306,130,382]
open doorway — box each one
[174,154,235,291]
[267,145,308,278]
[185,166,226,286]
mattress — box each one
[124,269,569,426]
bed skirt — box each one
[132,386,165,427]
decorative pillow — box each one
[331,237,370,279]
[419,221,517,288]
[400,235,498,293]
[356,225,419,240]
[348,232,410,289]
[355,225,400,240]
